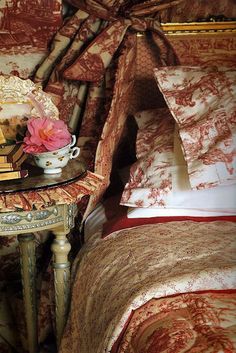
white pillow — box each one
[127,202,236,219]
[128,138,236,218]
[121,108,236,214]
[154,66,236,190]
[128,134,236,218]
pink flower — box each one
[23,117,71,154]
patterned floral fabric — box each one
[120,108,176,207]
[59,219,236,353]
[154,66,236,190]
[168,35,236,70]
[158,0,236,22]
[84,33,137,218]
[0,1,62,79]
[130,31,236,114]
[66,0,236,22]
[120,108,236,211]
[0,171,103,212]
[115,291,236,353]
[34,9,95,128]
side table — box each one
[0,160,94,353]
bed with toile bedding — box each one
[0,1,236,353]
[57,15,236,353]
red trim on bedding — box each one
[102,195,236,238]
[102,214,236,238]
[110,289,236,353]
[110,311,134,353]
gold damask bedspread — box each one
[59,220,236,353]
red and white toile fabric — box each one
[59,214,236,353]
[120,108,236,211]
[158,0,236,22]
[116,291,236,353]
[120,108,175,207]
[67,32,137,220]
[0,171,103,212]
[130,28,236,114]
[154,66,236,190]
[0,1,62,79]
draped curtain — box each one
[33,0,185,217]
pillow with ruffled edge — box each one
[154,66,236,190]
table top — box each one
[0,159,86,194]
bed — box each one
[56,15,236,353]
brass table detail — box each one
[0,160,86,353]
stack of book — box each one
[0,144,28,181]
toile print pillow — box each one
[120,108,177,207]
[154,66,236,190]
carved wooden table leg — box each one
[17,233,38,353]
[51,228,71,348]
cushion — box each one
[120,108,236,212]
[154,66,236,190]
[120,108,176,207]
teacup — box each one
[33,135,80,174]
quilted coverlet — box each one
[115,291,236,353]
[60,220,236,353]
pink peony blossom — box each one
[23,117,71,154]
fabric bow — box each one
[61,0,184,82]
